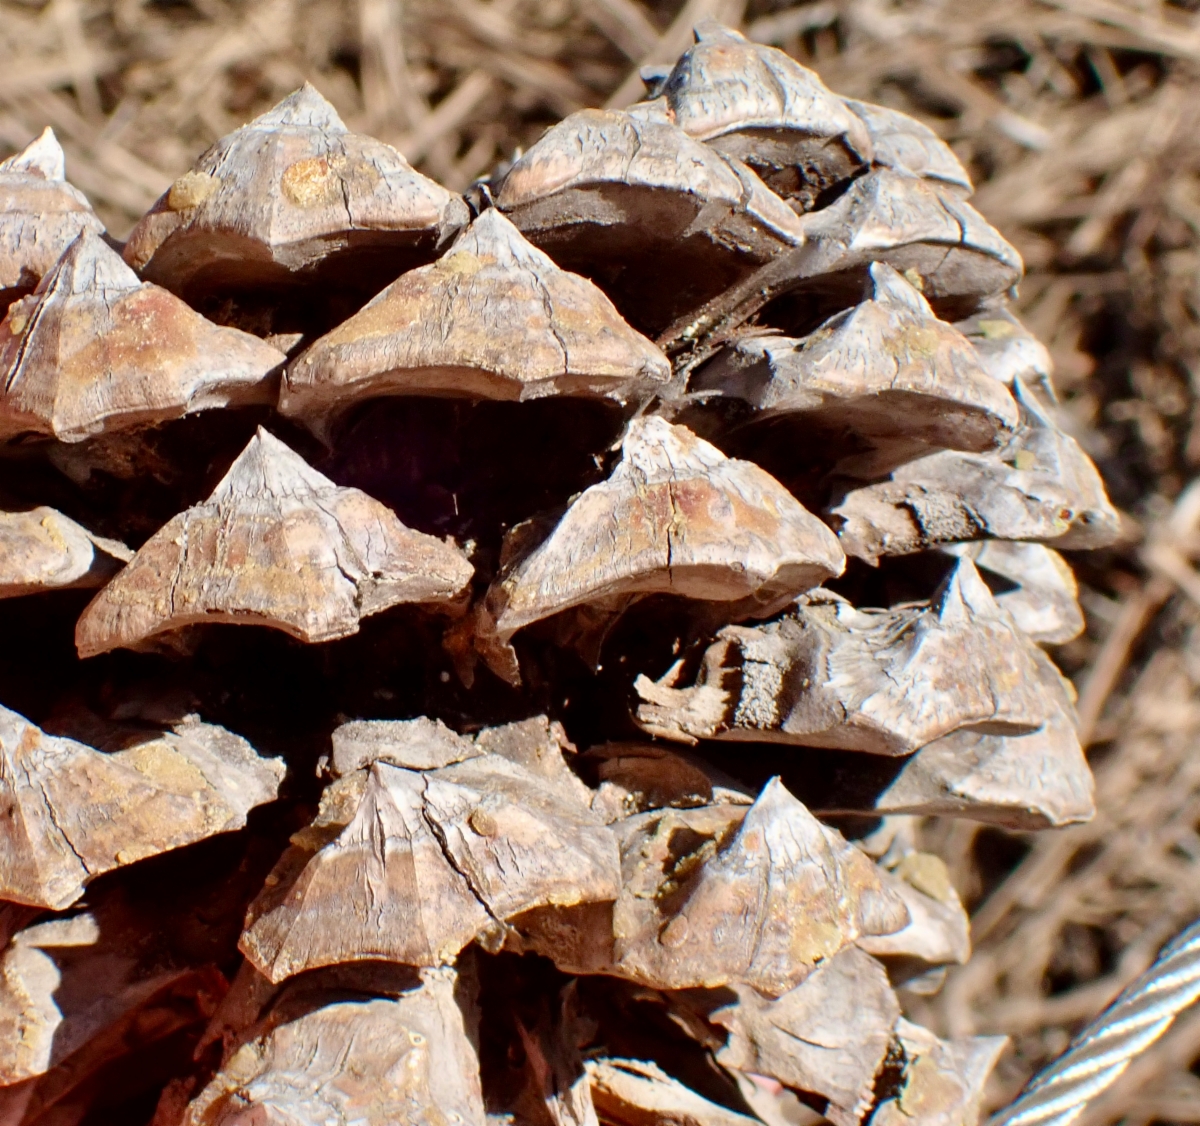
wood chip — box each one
[587,1057,761,1126]
[845,99,973,192]
[870,1019,1007,1126]
[182,968,485,1126]
[0,705,284,909]
[0,232,285,443]
[946,540,1085,645]
[610,777,907,994]
[476,416,844,684]
[240,753,619,982]
[495,107,805,333]
[691,262,1019,477]
[635,560,1065,753]
[831,378,1122,563]
[712,947,901,1126]
[279,208,670,429]
[635,21,871,209]
[0,505,131,598]
[0,127,105,310]
[74,427,473,656]
[123,84,468,320]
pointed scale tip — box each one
[0,127,65,181]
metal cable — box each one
[989,917,1200,1126]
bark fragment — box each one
[610,778,907,994]
[946,540,1084,645]
[240,753,619,982]
[123,84,468,323]
[871,1019,1007,1126]
[182,968,485,1126]
[638,561,1066,753]
[0,232,285,443]
[496,108,805,333]
[0,128,105,311]
[0,506,131,598]
[831,378,1122,562]
[637,21,872,209]
[586,1057,760,1126]
[74,427,473,656]
[477,416,844,684]
[0,705,284,910]
[844,99,973,192]
[691,263,1018,476]
[712,947,901,1126]
[280,208,669,428]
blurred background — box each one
[3,0,1200,1120]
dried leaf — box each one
[870,1019,1007,1126]
[712,947,900,1126]
[637,560,1063,754]
[587,1057,761,1126]
[0,506,131,598]
[74,427,473,656]
[0,233,285,443]
[845,100,973,192]
[241,753,619,982]
[123,85,468,316]
[0,705,284,910]
[946,541,1084,645]
[636,21,871,209]
[0,128,105,309]
[496,107,805,333]
[610,777,907,995]
[691,262,1018,476]
[183,968,485,1126]
[477,417,844,683]
[832,378,1121,562]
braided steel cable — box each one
[989,918,1200,1126]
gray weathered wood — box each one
[476,416,844,684]
[74,427,473,656]
[182,968,485,1126]
[587,1058,761,1126]
[0,128,105,309]
[0,506,131,598]
[123,84,468,298]
[844,99,973,192]
[946,540,1085,645]
[240,751,619,982]
[690,263,1019,476]
[0,705,283,910]
[633,21,871,209]
[870,1019,1007,1126]
[712,947,900,1126]
[0,232,285,443]
[636,560,1066,754]
[496,108,805,333]
[832,378,1122,562]
[280,209,670,428]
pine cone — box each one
[0,22,1118,1126]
